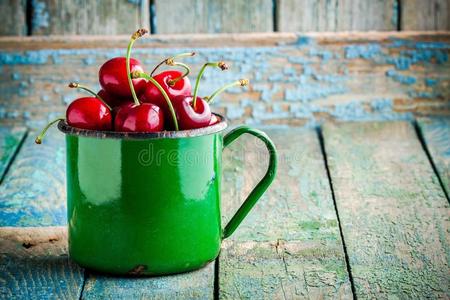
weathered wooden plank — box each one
[0,227,84,299]
[0,0,27,36]
[277,0,398,32]
[0,126,66,226]
[154,0,273,33]
[2,32,449,50]
[323,121,450,298]
[30,0,150,35]
[401,0,450,31]
[82,263,214,299]
[417,117,450,197]
[219,128,352,298]
[220,240,351,299]
[0,126,27,183]
[0,32,448,128]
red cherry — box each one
[66,97,112,130]
[99,57,146,98]
[97,89,130,108]
[114,102,164,132]
[172,96,211,130]
[140,70,191,119]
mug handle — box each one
[222,126,278,239]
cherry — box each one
[99,57,146,98]
[191,61,228,109]
[171,77,249,130]
[66,82,113,130]
[140,53,195,122]
[66,97,112,130]
[131,70,180,131]
[172,96,212,129]
[140,70,191,120]
[35,82,113,144]
[114,102,164,132]
[97,89,129,108]
[98,29,148,99]
[114,28,166,132]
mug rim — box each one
[57,113,228,140]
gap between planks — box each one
[317,126,357,300]
[413,118,450,202]
[0,127,28,184]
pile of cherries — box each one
[36,29,248,143]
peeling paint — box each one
[408,91,435,99]
[285,84,347,103]
[385,70,416,85]
[11,73,21,80]
[345,44,382,59]
[425,78,438,87]
[31,0,49,29]
[0,37,448,127]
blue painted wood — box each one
[0,227,84,299]
[0,126,26,183]
[219,128,352,298]
[0,127,66,226]
[82,263,214,299]
[417,117,450,197]
[0,33,448,128]
[323,121,450,298]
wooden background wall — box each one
[1,0,449,36]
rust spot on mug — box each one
[127,264,148,275]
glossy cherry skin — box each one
[172,96,212,130]
[114,103,164,132]
[97,89,130,108]
[99,57,146,98]
[140,70,191,120]
[66,97,112,130]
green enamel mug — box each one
[58,115,277,276]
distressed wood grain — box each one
[417,117,450,197]
[0,126,66,226]
[401,0,450,31]
[219,128,352,298]
[323,121,450,298]
[30,0,150,35]
[276,0,398,32]
[0,126,26,183]
[0,226,84,299]
[154,0,273,34]
[0,32,448,128]
[0,0,27,36]
[82,263,214,299]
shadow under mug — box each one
[58,114,277,276]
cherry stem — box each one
[204,79,249,104]
[35,117,65,144]
[150,52,195,76]
[68,82,111,110]
[167,62,190,86]
[131,71,179,131]
[127,28,148,106]
[192,61,228,109]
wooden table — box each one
[0,118,448,299]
